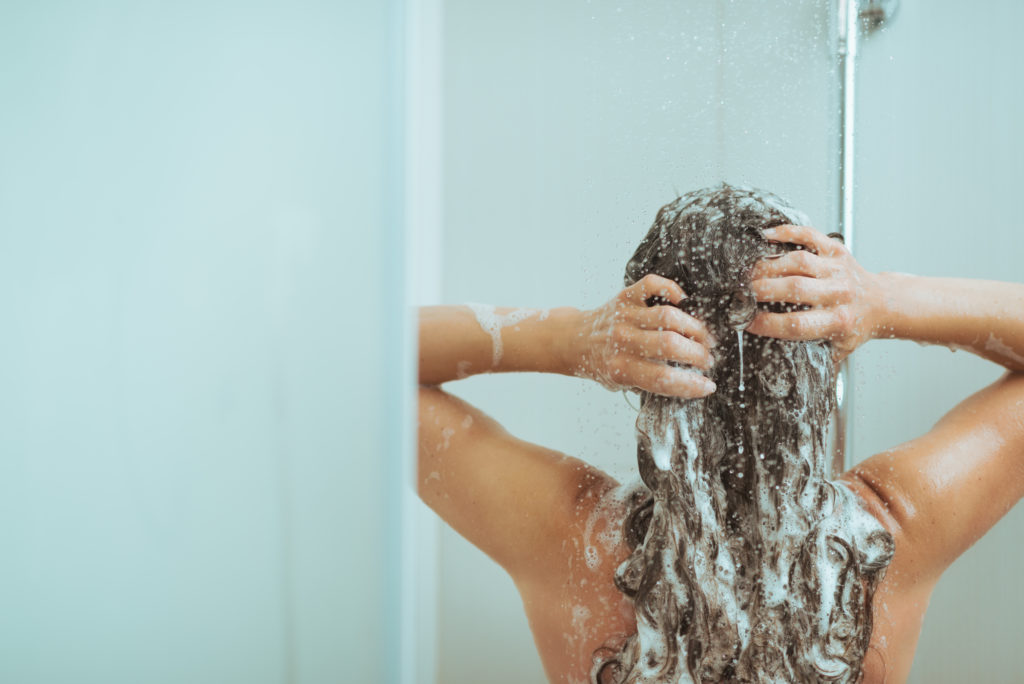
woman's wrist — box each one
[861,273,1024,371]
[495,307,585,376]
[870,271,936,342]
[419,304,582,385]
[548,306,586,377]
[867,270,905,341]
[480,305,583,377]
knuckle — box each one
[766,315,785,335]
[664,333,685,358]
[760,316,780,336]
[835,306,854,331]
[641,274,660,288]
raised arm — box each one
[748,225,1024,369]
[419,276,716,392]
[417,276,716,582]
[747,224,1024,583]
[871,273,1024,371]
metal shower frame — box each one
[833,0,898,474]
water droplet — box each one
[737,329,745,393]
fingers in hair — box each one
[762,224,846,257]
[631,305,715,347]
[627,359,716,398]
[750,249,832,280]
[624,329,714,370]
[623,273,686,306]
[746,309,845,341]
[751,276,852,307]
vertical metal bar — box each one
[833,0,859,476]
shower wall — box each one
[854,1,1024,680]
[0,3,408,682]
[438,0,837,680]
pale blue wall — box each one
[855,1,1024,679]
[0,2,406,682]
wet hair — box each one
[592,185,894,683]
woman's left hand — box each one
[746,225,883,362]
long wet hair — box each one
[593,185,894,683]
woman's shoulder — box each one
[517,477,640,684]
[840,474,937,684]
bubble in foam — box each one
[585,545,600,569]
[440,427,455,450]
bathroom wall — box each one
[0,2,411,682]
[438,0,838,680]
[855,1,1024,679]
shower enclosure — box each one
[427,0,1024,681]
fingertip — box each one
[664,280,686,305]
[744,314,771,338]
[681,370,716,398]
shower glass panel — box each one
[437,1,839,680]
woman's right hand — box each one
[567,274,717,398]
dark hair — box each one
[593,185,894,683]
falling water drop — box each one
[737,329,745,393]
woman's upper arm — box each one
[418,385,612,582]
[842,371,1024,583]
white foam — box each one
[465,304,543,368]
[440,427,455,450]
[584,545,600,570]
[984,332,1024,367]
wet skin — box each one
[418,226,1024,683]
[420,372,1024,683]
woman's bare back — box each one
[519,473,933,684]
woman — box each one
[418,185,1024,683]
